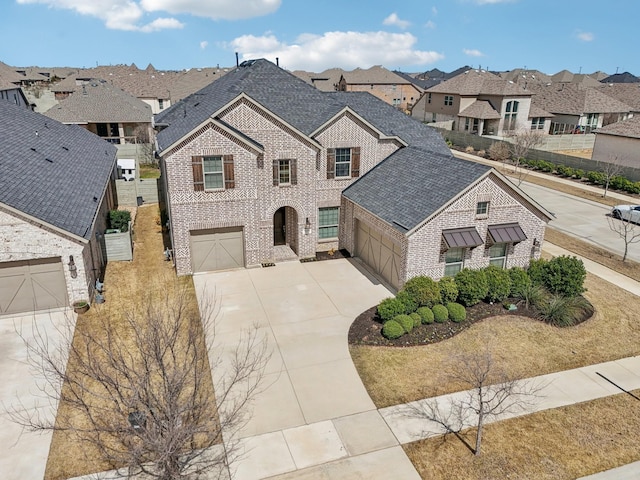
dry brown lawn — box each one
[405,390,640,480]
[553,148,593,159]
[44,205,215,480]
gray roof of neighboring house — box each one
[0,101,117,239]
[459,100,502,119]
[595,116,640,139]
[393,71,430,90]
[530,83,632,115]
[292,68,343,92]
[528,105,554,118]
[596,83,640,111]
[157,59,494,234]
[43,79,152,124]
[601,72,639,84]
[340,66,412,85]
[427,69,533,97]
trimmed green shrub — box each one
[409,312,422,328]
[586,170,605,185]
[396,290,418,315]
[527,258,548,286]
[611,175,632,192]
[508,267,532,297]
[109,210,131,232]
[382,320,405,339]
[446,302,466,322]
[455,269,489,307]
[432,304,449,323]
[417,306,434,324]
[438,277,459,303]
[394,314,414,333]
[542,255,586,297]
[377,297,405,322]
[402,276,442,307]
[484,265,512,303]
[555,164,574,177]
[538,295,593,327]
[573,169,585,180]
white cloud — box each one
[425,20,436,29]
[432,6,438,15]
[229,31,444,71]
[463,48,485,57]
[16,0,279,31]
[140,0,281,19]
[576,31,594,42]
[200,40,209,49]
[382,12,411,29]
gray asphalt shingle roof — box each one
[156,59,491,234]
[0,102,117,239]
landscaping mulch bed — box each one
[349,297,594,347]
[315,248,351,261]
[348,300,531,347]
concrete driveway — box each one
[194,259,422,479]
[0,308,69,480]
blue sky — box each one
[1,0,636,75]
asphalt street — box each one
[518,181,640,264]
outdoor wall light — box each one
[304,217,311,235]
[532,238,541,252]
[68,255,77,279]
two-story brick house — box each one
[156,59,551,289]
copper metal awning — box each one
[442,227,483,249]
[487,223,527,244]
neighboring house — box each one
[412,69,535,136]
[601,72,639,84]
[0,75,30,108]
[155,59,550,289]
[592,116,640,168]
[529,82,632,134]
[337,65,423,111]
[596,83,640,115]
[45,78,153,145]
[0,101,117,315]
[292,67,344,92]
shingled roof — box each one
[530,83,632,115]
[427,69,533,97]
[43,79,152,124]
[595,116,640,140]
[157,59,493,234]
[459,100,502,120]
[0,102,117,239]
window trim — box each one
[444,247,465,277]
[488,243,507,268]
[444,95,453,106]
[476,201,490,217]
[318,206,339,240]
[279,159,291,185]
[203,155,224,190]
[327,147,360,179]
[192,155,234,191]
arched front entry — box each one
[273,206,299,255]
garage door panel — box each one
[191,229,244,273]
[355,220,402,290]
[0,259,68,315]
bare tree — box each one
[8,282,270,479]
[598,155,625,198]
[405,346,542,456]
[488,141,511,171]
[507,130,544,185]
[607,215,640,262]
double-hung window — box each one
[273,159,297,186]
[476,201,490,216]
[504,101,519,130]
[335,148,351,177]
[318,207,339,239]
[203,156,224,189]
[444,95,453,106]
[327,147,360,179]
[444,248,465,276]
[279,160,291,185]
[489,243,507,268]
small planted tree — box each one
[109,210,132,232]
[507,130,543,185]
[607,215,640,262]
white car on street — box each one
[612,205,640,223]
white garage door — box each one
[356,220,402,290]
[0,258,69,315]
[190,228,245,273]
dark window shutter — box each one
[351,147,360,177]
[291,159,297,185]
[326,148,335,179]
[273,160,279,186]
[192,156,204,191]
[223,155,235,189]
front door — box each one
[274,207,286,245]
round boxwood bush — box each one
[454,269,489,307]
[382,320,405,339]
[432,304,449,323]
[377,297,405,322]
[417,306,434,324]
[393,314,414,333]
[402,276,442,307]
[484,265,512,303]
[438,276,459,303]
[409,312,422,328]
[396,290,418,314]
[446,302,466,322]
[542,255,586,297]
[509,267,532,298]
[527,258,548,286]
